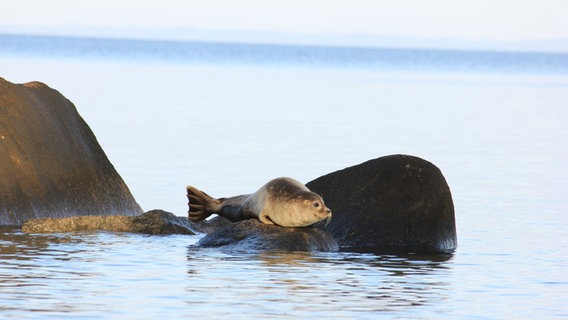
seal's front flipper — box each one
[186,186,221,222]
[258,210,275,225]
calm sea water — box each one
[1,34,567,319]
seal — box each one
[186,177,332,227]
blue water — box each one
[2,34,568,73]
[1,34,567,319]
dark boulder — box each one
[0,77,143,225]
[194,219,338,252]
[306,154,457,254]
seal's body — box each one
[187,177,332,227]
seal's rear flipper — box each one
[186,186,221,222]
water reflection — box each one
[185,248,453,315]
[0,228,103,317]
[2,226,455,318]
[1,228,83,258]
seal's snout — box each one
[312,209,332,228]
[318,206,332,221]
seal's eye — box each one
[313,202,320,208]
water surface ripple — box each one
[1,229,456,319]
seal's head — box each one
[299,192,332,226]
[261,191,332,228]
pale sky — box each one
[3,0,568,50]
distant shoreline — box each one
[1,30,567,55]
[1,33,567,76]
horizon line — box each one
[2,31,568,56]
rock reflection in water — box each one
[185,248,453,316]
[1,228,453,318]
[0,228,103,316]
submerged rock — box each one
[195,219,339,252]
[0,77,143,226]
[306,154,457,254]
[23,210,196,235]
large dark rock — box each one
[195,219,338,252]
[192,154,456,253]
[0,77,143,225]
[306,154,457,254]
[22,210,196,235]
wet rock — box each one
[22,210,196,235]
[195,219,339,252]
[22,215,136,233]
[0,77,143,226]
[131,210,195,235]
[306,154,457,254]
[187,216,233,234]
